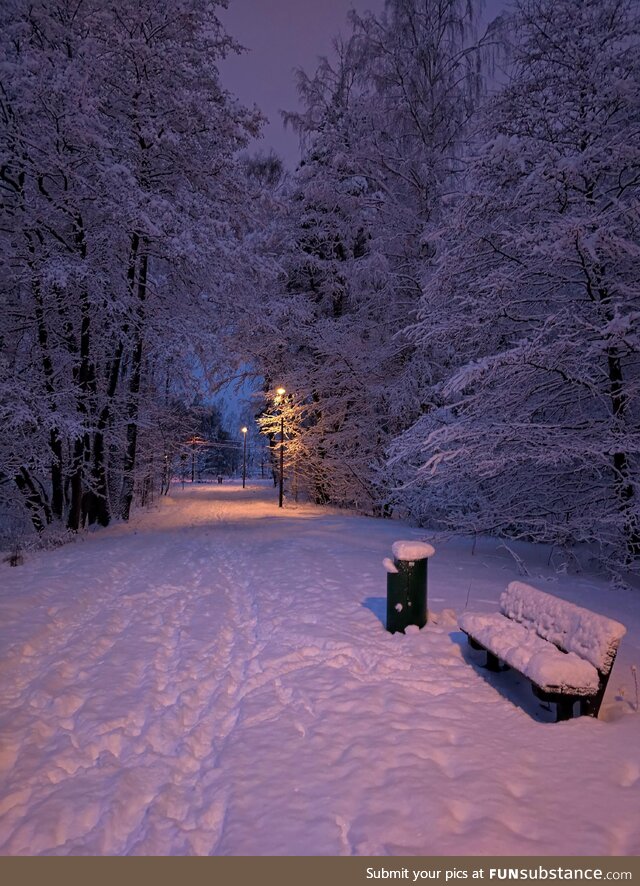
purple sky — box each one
[220,0,506,167]
[220,0,384,166]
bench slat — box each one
[501,582,626,674]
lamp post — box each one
[185,435,206,484]
[241,426,248,488]
[276,387,286,508]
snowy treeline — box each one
[245,0,492,511]
[238,0,640,568]
[2,0,639,575]
[394,0,640,571]
[1,0,260,537]
[246,0,640,573]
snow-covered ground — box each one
[1,481,639,856]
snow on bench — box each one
[459,582,626,721]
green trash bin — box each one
[385,540,435,634]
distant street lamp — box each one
[276,387,286,508]
[185,434,206,483]
[241,426,248,488]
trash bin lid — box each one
[392,540,435,561]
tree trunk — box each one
[67,216,98,531]
[31,268,65,522]
[606,344,640,559]
[50,430,64,520]
[14,467,51,533]
[67,437,84,531]
[120,240,147,521]
[86,339,126,527]
[88,231,139,526]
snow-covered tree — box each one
[393,0,640,570]
[0,0,261,537]
[248,0,492,511]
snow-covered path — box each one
[1,482,639,856]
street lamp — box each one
[185,435,206,484]
[241,426,248,488]
[275,387,286,508]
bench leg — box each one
[556,698,576,722]
[580,695,601,718]
[486,651,501,672]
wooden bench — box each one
[459,582,626,721]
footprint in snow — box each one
[617,761,639,788]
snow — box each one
[0,481,639,856]
[382,558,398,574]
[501,582,627,674]
[391,540,435,562]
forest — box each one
[1,0,639,576]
